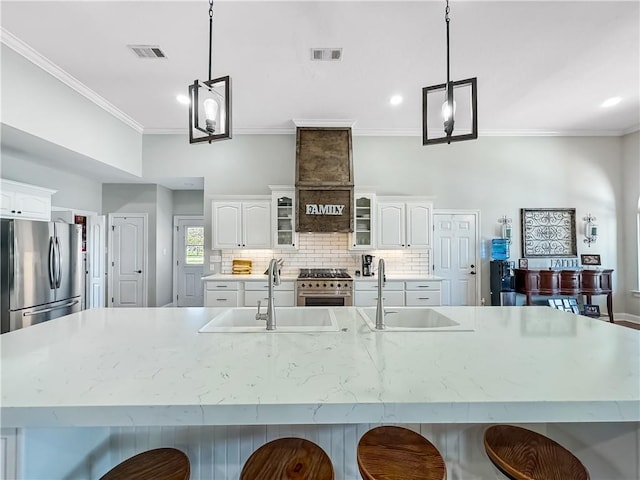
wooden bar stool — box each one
[240,437,334,480]
[357,426,446,480]
[99,447,190,480]
[484,425,589,480]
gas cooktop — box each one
[298,268,352,279]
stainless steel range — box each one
[296,268,353,307]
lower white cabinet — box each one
[244,281,295,307]
[205,281,240,307]
[354,281,404,307]
[405,281,442,306]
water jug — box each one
[491,238,510,260]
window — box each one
[185,226,204,265]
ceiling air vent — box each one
[127,45,167,59]
[310,48,342,61]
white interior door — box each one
[433,212,479,305]
[87,215,106,308]
[174,216,204,307]
[110,214,147,308]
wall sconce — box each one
[584,214,598,247]
[498,215,512,243]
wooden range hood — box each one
[295,127,354,233]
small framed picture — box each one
[518,258,528,269]
[571,305,581,314]
[581,254,601,266]
[583,304,601,317]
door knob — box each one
[470,264,475,268]
[136,270,142,273]
[470,271,476,275]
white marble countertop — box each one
[353,275,443,281]
[1,307,638,428]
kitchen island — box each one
[1,306,638,479]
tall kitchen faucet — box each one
[256,258,281,330]
[375,258,386,329]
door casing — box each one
[173,215,204,307]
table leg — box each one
[607,293,614,323]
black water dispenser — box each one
[490,260,515,306]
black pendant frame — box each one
[422,77,478,145]
[189,75,232,144]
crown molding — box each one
[291,118,357,128]
[1,27,143,134]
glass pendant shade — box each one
[189,75,231,144]
[423,77,477,145]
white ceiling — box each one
[1,0,638,140]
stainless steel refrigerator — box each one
[1,219,83,333]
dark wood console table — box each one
[514,268,614,323]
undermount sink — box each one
[199,307,339,333]
[358,307,473,332]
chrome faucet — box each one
[256,258,281,330]
[375,258,386,330]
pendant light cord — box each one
[208,0,213,81]
[445,0,450,85]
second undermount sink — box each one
[358,307,473,332]
[199,307,339,333]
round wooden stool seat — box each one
[357,426,446,480]
[484,425,590,480]
[239,437,334,480]
[99,447,190,480]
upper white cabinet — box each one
[271,188,298,249]
[0,179,56,221]
[212,200,271,249]
[377,200,432,249]
[351,193,375,250]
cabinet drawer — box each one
[405,291,441,306]
[244,290,295,307]
[405,281,441,291]
[205,281,240,291]
[355,281,404,291]
[245,281,295,291]
[355,290,404,307]
[205,291,240,307]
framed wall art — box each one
[580,254,601,266]
[521,208,577,258]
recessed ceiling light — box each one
[176,94,190,105]
[601,97,621,108]
[389,95,403,106]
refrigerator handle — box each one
[55,236,62,288]
[22,299,80,317]
[48,236,56,289]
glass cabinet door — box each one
[275,195,296,247]
[352,194,374,249]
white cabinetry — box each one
[350,193,375,249]
[212,200,271,249]
[204,281,240,307]
[0,179,55,221]
[271,188,297,249]
[405,281,441,306]
[377,200,432,249]
[354,280,404,307]
[244,281,295,307]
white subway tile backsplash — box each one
[220,233,430,276]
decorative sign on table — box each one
[521,208,577,258]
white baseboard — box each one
[161,302,175,308]
[616,313,640,324]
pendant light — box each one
[188,0,231,144]
[422,0,477,145]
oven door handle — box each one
[297,292,352,297]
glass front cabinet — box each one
[351,193,375,249]
[271,189,298,249]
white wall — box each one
[143,133,627,310]
[621,131,640,315]
[173,190,204,216]
[156,185,174,307]
[1,45,142,177]
[0,152,103,213]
